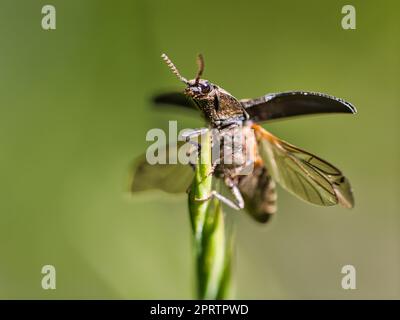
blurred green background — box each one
[0,0,399,299]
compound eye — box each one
[200,82,211,93]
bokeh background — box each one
[0,0,399,299]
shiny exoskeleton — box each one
[131,54,356,223]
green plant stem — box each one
[188,130,232,299]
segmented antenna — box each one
[161,53,188,84]
[195,54,204,85]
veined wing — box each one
[130,142,195,194]
[252,124,354,208]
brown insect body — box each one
[183,74,276,221]
[130,54,357,223]
[184,79,246,127]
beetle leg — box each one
[204,159,219,177]
[194,185,244,211]
[180,127,209,141]
[194,190,241,210]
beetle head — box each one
[161,53,216,101]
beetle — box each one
[130,54,356,223]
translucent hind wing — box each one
[253,124,354,208]
[130,143,195,194]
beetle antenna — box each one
[194,54,204,85]
[161,53,189,85]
